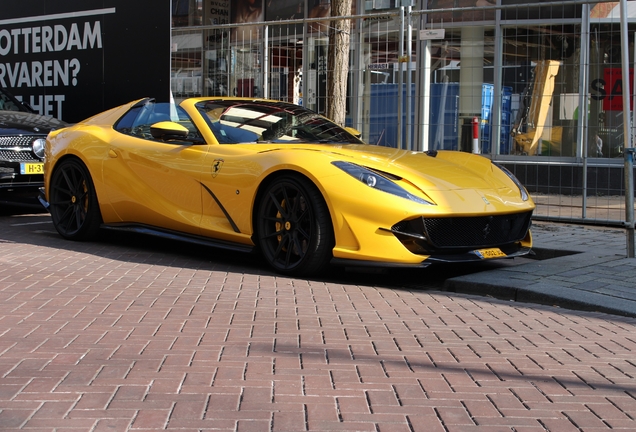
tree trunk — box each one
[326,0,352,126]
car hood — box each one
[262,143,508,193]
[0,110,67,135]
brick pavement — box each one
[0,213,635,431]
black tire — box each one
[256,175,334,276]
[49,158,102,241]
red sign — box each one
[603,68,634,111]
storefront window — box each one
[500,0,581,21]
[171,29,204,101]
[427,27,498,153]
[170,1,636,161]
[427,0,496,23]
[503,24,581,157]
[589,2,636,158]
[172,0,204,27]
[171,1,261,102]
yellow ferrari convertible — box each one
[42,97,534,276]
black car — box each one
[0,88,67,206]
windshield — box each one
[195,100,363,144]
[0,88,32,113]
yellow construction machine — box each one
[511,60,562,155]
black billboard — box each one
[0,0,170,123]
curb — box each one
[443,251,636,318]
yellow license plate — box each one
[475,248,506,259]
[20,162,44,175]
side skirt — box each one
[101,223,256,254]
[330,258,431,269]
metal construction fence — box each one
[171,0,636,250]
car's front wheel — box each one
[49,158,102,240]
[256,174,334,276]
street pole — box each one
[397,6,405,150]
[620,0,635,257]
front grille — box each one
[0,135,39,146]
[0,135,39,162]
[423,212,532,248]
[0,149,37,161]
[392,211,533,252]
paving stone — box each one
[1,214,636,431]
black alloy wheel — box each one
[256,175,334,276]
[49,158,102,240]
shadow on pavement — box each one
[0,206,568,294]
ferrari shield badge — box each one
[212,159,224,177]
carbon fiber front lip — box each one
[424,247,533,263]
[330,246,532,268]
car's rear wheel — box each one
[49,158,102,240]
[256,175,334,276]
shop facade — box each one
[170,1,635,160]
[171,0,636,224]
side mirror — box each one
[345,126,362,139]
[150,121,189,141]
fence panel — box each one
[171,3,635,227]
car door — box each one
[198,145,264,245]
[192,102,271,246]
[101,102,209,236]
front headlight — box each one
[332,161,434,205]
[32,138,46,159]
[494,163,529,201]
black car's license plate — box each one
[20,162,44,175]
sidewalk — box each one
[445,220,636,317]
